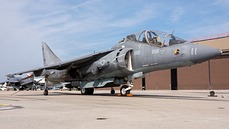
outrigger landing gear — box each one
[43,89,48,96]
[120,81,133,96]
[111,87,115,94]
[43,77,49,96]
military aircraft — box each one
[10,30,221,96]
[0,82,8,91]
[6,73,35,90]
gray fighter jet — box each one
[6,73,34,90]
[10,30,221,96]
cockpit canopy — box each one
[121,30,187,47]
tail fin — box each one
[3,82,7,87]
[42,42,62,66]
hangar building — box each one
[133,33,229,90]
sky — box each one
[0,0,229,82]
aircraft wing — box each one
[12,49,114,76]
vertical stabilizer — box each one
[3,82,7,87]
[42,42,62,66]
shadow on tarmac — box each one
[13,91,229,102]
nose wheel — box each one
[119,80,133,96]
[120,85,130,96]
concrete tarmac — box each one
[0,90,229,129]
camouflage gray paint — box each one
[10,30,221,95]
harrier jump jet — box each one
[6,73,35,90]
[10,30,221,95]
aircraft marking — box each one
[152,49,159,54]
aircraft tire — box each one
[87,88,94,95]
[81,88,94,95]
[120,85,130,96]
[43,90,48,96]
[81,88,87,95]
[111,89,115,94]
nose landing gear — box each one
[119,81,133,96]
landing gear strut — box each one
[120,81,133,96]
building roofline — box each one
[191,32,229,43]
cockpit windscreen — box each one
[124,30,187,47]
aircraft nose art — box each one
[190,45,222,63]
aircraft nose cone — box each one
[191,45,221,63]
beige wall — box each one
[178,58,229,90]
[133,58,229,90]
